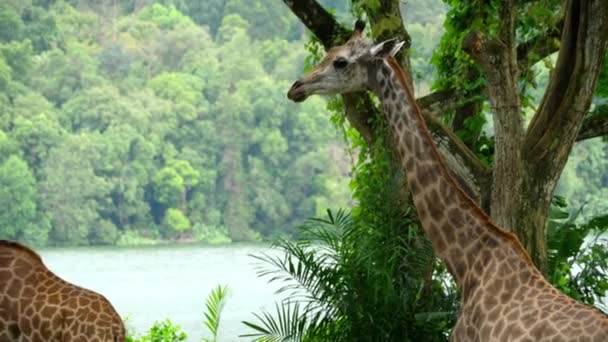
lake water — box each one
[38,243,284,341]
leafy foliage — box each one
[242,302,319,342]
[0,155,49,245]
[126,284,230,341]
[557,139,608,221]
[127,319,187,342]
[547,197,608,311]
[0,0,352,245]
[244,207,457,341]
[202,285,231,342]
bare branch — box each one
[576,109,608,141]
[425,115,492,207]
[281,0,349,49]
[416,89,460,117]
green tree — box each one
[29,46,103,106]
[147,72,208,124]
[127,319,187,342]
[40,135,109,245]
[9,92,64,172]
[91,124,155,232]
[0,4,24,43]
[138,3,193,30]
[163,208,190,238]
[0,56,12,94]
[180,0,226,36]
[0,155,49,245]
[22,5,58,52]
[61,85,134,131]
[0,39,33,84]
[222,0,296,41]
[0,0,358,247]
[12,113,65,175]
[0,130,20,162]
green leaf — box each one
[202,284,231,342]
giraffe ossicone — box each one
[0,240,126,341]
[288,21,608,341]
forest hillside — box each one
[0,0,605,247]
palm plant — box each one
[242,207,458,341]
[242,120,459,341]
[203,284,231,342]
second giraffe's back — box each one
[0,240,125,342]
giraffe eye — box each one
[333,57,348,69]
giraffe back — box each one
[0,240,126,341]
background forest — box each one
[0,0,360,246]
[0,0,605,252]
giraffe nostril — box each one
[288,80,308,102]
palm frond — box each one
[241,302,315,342]
[250,210,351,313]
[202,284,231,342]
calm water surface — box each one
[38,243,283,341]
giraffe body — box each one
[287,21,608,341]
[0,240,125,342]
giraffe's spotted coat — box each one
[0,240,125,341]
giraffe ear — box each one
[370,39,405,58]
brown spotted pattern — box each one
[287,26,608,341]
[0,240,125,341]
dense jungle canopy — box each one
[0,0,607,260]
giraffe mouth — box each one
[287,80,308,102]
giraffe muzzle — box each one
[287,80,307,102]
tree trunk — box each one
[462,0,525,235]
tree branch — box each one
[516,19,563,70]
[416,89,460,117]
[281,0,349,49]
[576,108,608,141]
[425,115,492,207]
[420,22,562,120]
[362,0,413,87]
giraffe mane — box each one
[0,240,45,265]
[384,56,535,267]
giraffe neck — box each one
[369,57,532,287]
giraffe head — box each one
[287,20,405,102]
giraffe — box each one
[0,240,125,341]
[287,21,608,341]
